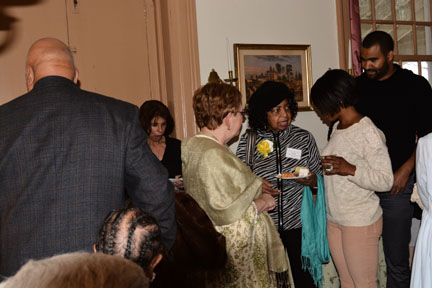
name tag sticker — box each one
[285,148,302,160]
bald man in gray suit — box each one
[0,38,176,277]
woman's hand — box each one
[293,172,317,187]
[172,175,184,189]
[254,193,276,214]
[321,155,356,176]
[262,178,280,195]
[261,193,276,211]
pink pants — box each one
[327,217,382,288]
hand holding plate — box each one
[293,172,317,187]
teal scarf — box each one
[300,175,329,287]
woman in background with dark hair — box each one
[140,100,227,288]
[139,100,182,188]
[311,69,393,288]
[236,81,322,288]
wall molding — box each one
[145,0,200,139]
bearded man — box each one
[356,30,432,288]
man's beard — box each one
[365,60,389,80]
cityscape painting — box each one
[234,44,312,111]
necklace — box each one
[148,137,166,160]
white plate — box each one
[275,174,310,180]
[169,178,183,183]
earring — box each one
[151,272,156,282]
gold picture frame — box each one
[234,44,313,111]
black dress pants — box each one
[377,174,415,288]
[280,227,316,288]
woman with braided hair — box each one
[94,208,164,282]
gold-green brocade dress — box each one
[182,133,289,288]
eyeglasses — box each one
[269,104,290,115]
[232,109,247,117]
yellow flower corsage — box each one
[257,139,273,158]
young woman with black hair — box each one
[311,69,393,288]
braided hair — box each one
[95,208,164,270]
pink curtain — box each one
[350,0,362,76]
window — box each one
[359,0,432,82]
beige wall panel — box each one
[142,0,168,104]
[0,1,68,105]
[196,0,339,152]
[159,0,200,139]
[65,0,152,107]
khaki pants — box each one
[327,217,383,288]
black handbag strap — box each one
[245,129,256,170]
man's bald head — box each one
[25,38,78,91]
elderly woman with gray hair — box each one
[236,81,322,288]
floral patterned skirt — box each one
[207,204,276,288]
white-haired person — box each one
[0,252,149,288]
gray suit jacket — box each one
[0,76,176,276]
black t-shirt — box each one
[161,136,182,178]
[356,65,432,172]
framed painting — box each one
[234,44,312,111]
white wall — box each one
[195,0,340,152]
